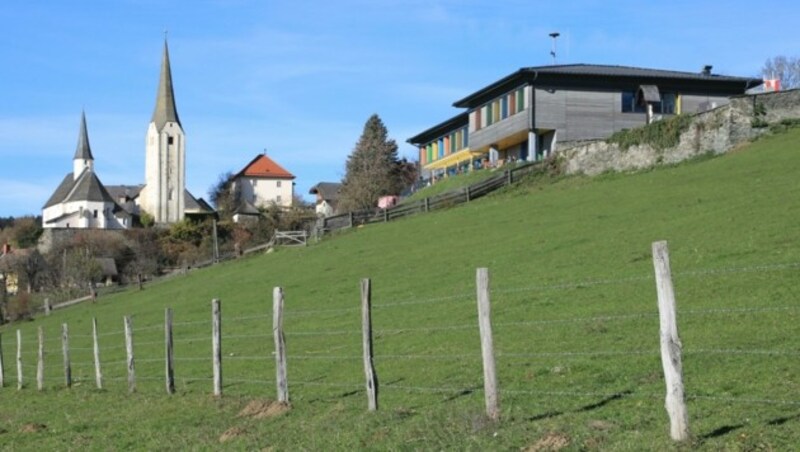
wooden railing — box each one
[320,161,542,234]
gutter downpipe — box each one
[528,71,538,161]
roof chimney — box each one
[701,65,713,76]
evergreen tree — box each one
[339,114,404,212]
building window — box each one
[167,136,174,145]
[276,180,281,188]
[276,195,282,204]
[93,210,98,218]
[661,93,677,114]
[621,91,646,113]
[168,189,174,201]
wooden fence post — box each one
[424,197,430,212]
[383,208,388,223]
[476,268,499,421]
[361,278,379,411]
[44,298,51,315]
[0,333,4,388]
[506,169,512,185]
[37,327,44,391]
[466,186,471,202]
[92,317,102,389]
[137,273,143,291]
[124,316,135,393]
[652,241,690,441]
[212,219,220,263]
[212,298,222,397]
[349,212,354,228]
[165,308,175,394]
[62,323,71,388]
[273,287,289,404]
[16,330,22,390]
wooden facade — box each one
[409,64,761,173]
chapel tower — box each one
[141,39,185,223]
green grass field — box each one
[1,129,799,450]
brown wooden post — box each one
[506,169,512,185]
[37,327,44,391]
[0,333,4,388]
[92,317,103,389]
[273,287,288,403]
[137,273,143,291]
[476,268,499,421]
[466,186,471,202]
[652,241,690,441]
[62,323,71,388]
[383,208,388,222]
[212,298,222,396]
[349,212,354,228]
[424,197,430,212]
[124,316,135,393]
[44,298,51,315]
[16,329,22,390]
[361,278,378,411]
[165,308,175,394]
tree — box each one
[208,171,240,220]
[13,249,46,294]
[761,56,800,89]
[338,114,405,212]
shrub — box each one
[607,114,694,151]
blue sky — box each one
[1,0,798,217]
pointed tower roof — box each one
[151,40,181,131]
[73,111,94,160]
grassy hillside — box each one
[1,130,799,450]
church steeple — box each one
[73,111,94,179]
[143,38,186,224]
[151,39,181,131]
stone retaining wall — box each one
[558,89,800,177]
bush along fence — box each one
[3,241,800,443]
[27,229,312,319]
[319,161,542,234]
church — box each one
[42,41,213,229]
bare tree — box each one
[762,56,800,89]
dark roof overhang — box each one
[452,64,763,109]
[406,111,469,146]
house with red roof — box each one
[231,152,295,220]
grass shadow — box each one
[577,390,633,412]
[699,424,744,440]
[767,413,800,426]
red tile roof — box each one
[235,154,295,179]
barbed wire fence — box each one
[0,241,798,441]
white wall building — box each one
[42,112,129,229]
[231,153,295,222]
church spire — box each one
[73,111,95,179]
[151,39,181,131]
[73,110,94,161]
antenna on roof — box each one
[263,148,267,155]
[549,32,560,65]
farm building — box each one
[308,182,342,217]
